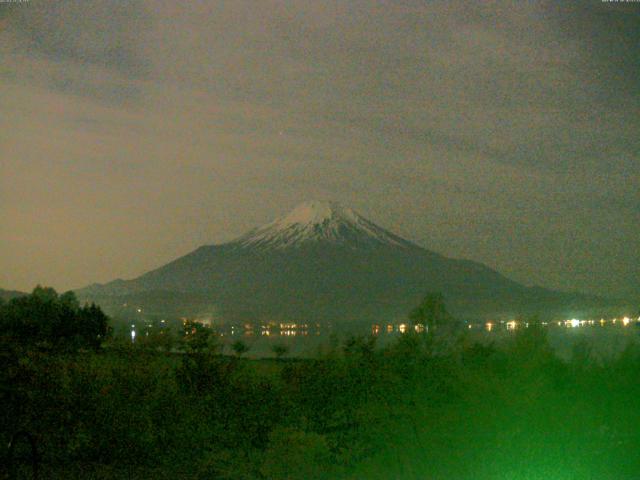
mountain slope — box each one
[77,201,613,323]
[0,288,28,302]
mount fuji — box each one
[78,201,609,324]
[236,201,413,250]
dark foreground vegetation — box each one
[2,289,640,479]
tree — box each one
[181,320,219,354]
[0,286,110,350]
[31,285,58,302]
[272,343,289,360]
[60,290,80,311]
[409,292,453,332]
[343,335,377,357]
[77,303,110,350]
[231,339,250,357]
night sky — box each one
[1,1,638,299]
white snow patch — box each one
[275,200,355,227]
[234,200,412,250]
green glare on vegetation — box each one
[1,288,640,479]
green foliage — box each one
[0,286,109,351]
[3,301,640,479]
[260,427,332,480]
[231,339,250,357]
[271,343,289,360]
[181,320,220,354]
[409,292,453,331]
[175,349,234,396]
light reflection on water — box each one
[214,316,640,359]
[227,316,638,338]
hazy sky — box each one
[1,1,638,299]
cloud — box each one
[0,0,638,298]
[1,0,151,105]
[9,0,151,76]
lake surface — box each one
[214,317,640,359]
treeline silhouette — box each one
[1,288,640,479]
[0,286,108,351]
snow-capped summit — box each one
[235,200,413,250]
[274,200,357,227]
